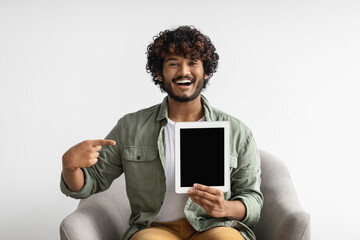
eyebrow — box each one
[165,57,179,63]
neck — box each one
[167,95,204,122]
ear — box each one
[157,73,163,82]
[204,74,209,80]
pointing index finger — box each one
[91,139,116,147]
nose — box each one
[178,62,191,76]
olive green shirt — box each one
[61,96,263,240]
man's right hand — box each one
[62,139,116,170]
[62,139,116,192]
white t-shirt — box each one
[154,116,205,222]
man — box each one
[61,25,263,240]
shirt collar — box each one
[156,95,214,122]
[156,96,169,122]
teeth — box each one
[176,80,192,84]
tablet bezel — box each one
[174,121,230,194]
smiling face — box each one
[160,55,208,103]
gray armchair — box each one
[60,150,311,240]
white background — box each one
[1,0,359,239]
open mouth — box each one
[176,79,192,86]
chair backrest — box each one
[254,150,310,240]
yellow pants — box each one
[130,218,245,240]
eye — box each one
[189,61,199,66]
[168,62,178,66]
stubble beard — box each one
[161,75,205,103]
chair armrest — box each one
[60,176,131,240]
[254,150,311,240]
[60,207,117,240]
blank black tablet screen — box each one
[180,128,224,187]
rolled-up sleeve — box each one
[230,133,263,227]
[60,121,123,199]
[60,168,94,199]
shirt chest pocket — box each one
[122,146,159,192]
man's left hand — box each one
[188,183,230,218]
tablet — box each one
[175,121,230,194]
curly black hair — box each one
[146,25,219,90]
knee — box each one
[201,227,245,240]
[130,229,154,240]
